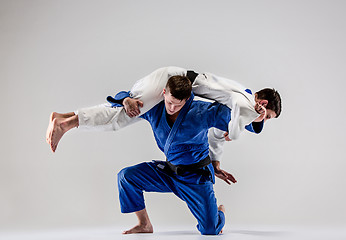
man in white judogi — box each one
[46,66,281,184]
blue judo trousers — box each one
[117,93,231,235]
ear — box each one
[260,99,268,108]
[163,88,166,95]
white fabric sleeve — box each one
[208,128,226,161]
[130,66,187,102]
[76,66,187,131]
[77,103,141,131]
[192,73,260,140]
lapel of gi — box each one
[163,93,194,157]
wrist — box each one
[212,160,221,170]
[123,97,131,105]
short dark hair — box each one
[256,88,282,118]
[166,75,192,100]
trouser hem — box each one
[121,205,146,214]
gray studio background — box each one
[1,0,345,232]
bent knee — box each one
[199,227,220,235]
[199,217,225,235]
[199,222,222,235]
[117,163,146,183]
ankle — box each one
[138,221,152,229]
[62,116,79,130]
[59,120,68,131]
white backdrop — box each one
[1,0,345,232]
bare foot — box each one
[218,204,225,213]
[46,112,77,152]
[46,112,74,143]
[122,223,153,234]
[46,112,58,144]
[49,118,68,152]
[218,205,226,234]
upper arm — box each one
[207,103,231,132]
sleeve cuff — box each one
[245,120,264,134]
[107,91,131,107]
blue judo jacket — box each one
[140,93,231,183]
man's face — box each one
[163,89,187,115]
[255,97,277,123]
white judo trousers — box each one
[76,66,260,161]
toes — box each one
[123,230,132,234]
[52,142,57,152]
[50,112,56,121]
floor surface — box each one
[1,225,346,240]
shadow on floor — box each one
[230,229,290,236]
[154,230,199,236]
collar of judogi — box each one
[163,92,194,156]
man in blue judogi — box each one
[117,75,232,235]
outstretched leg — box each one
[122,208,153,234]
[46,112,79,152]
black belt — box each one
[165,156,211,176]
[186,70,199,84]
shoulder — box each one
[189,100,230,117]
[141,101,164,120]
[192,100,230,111]
[190,100,212,110]
[149,101,164,114]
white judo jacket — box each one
[77,66,260,161]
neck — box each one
[166,110,180,126]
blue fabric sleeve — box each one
[139,112,148,121]
[207,102,231,132]
[139,101,163,122]
[106,91,131,107]
[245,123,255,133]
[245,88,252,94]
[245,120,264,134]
